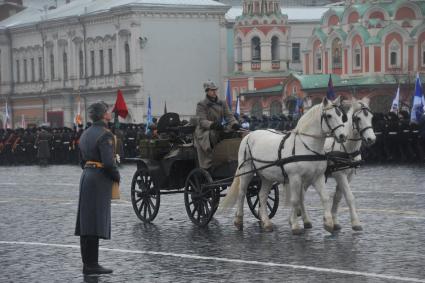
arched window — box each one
[332,38,342,68]
[389,40,400,68]
[271,36,279,61]
[63,52,68,80]
[236,38,242,63]
[23,59,27,82]
[99,49,104,76]
[90,50,95,77]
[251,101,263,118]
[251,37,261,61]
[16,59,20,82]
[50,53,55,80]
[108,48,113,75]
[270,101,282,116]
[38,57,43,81]
[30,58,35,82]
[353,43,361,70]
[79,50,84,78]
[125,43,130,72]
[315,48,322,73]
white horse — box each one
[221,97,348,234]
[298,97,376,231]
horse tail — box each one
[219,169,241,211]
[279,182,292,208]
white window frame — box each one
[389,40,400,68]
[353,43,362,70]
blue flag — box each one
[410,73,424,124]
[327,74,336,100]
[225,80,232,111]
[146,96,152,134]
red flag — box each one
[112,89,128,118]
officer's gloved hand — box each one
[232,123,241,131]
[210,121,223,131]
[115,154,121,164]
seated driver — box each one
[194,80,241,171]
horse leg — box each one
[331,182,343,231]
[288,177,303,235]
[234,174,252,230]
[338,174,362,231]
[258,178,273,232]
[300,186,313,229]
[312,175,334,233]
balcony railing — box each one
[251,61,261,71]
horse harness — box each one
[325,103,374,176]
[236,104,347,182]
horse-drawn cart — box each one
[126,113,279,227]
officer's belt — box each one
[84,161,104,168]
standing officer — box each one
[75,101,120,275]
[194,80,240,171]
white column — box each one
[413,43,418,72]
[261,41,271,71]
[381,44,385,74]
[242,41,251,72]
[369,45,374,74]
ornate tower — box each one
[234,0,290,72]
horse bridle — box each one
[352,102,373,140]
[321,104,346,137]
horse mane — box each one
[294,103,322,132]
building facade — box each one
[296,0,425,113]
[0,0,229,128]
[225,1,329,117]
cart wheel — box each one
[247,179,279,220]
[131,168,160,223]
[184,168,219,227]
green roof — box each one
[313,27,327,44]
[242,84,283,96]
[350,24,370,41]
[292,73,425,91]
[292,73,341,90]
[411,24,425,37]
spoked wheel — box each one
[184,168,220,227]
[246,178,279,220]
[131,168,160,223]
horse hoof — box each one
[292,228,304,235]
[234,221,243,231]
[262,223,273,232]
[333,224,342,231]
[304,222,313,229]
[324,224,334,233]
[352,225,363,231]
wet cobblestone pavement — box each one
[0,164,424,282]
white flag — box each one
[4,100,10,129]
[390,85,400,114]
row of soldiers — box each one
[0,111,425,165]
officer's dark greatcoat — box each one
[75,120,120,239]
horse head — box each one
[321,96,347,143]
[351,97,376,147]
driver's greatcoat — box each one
[194,96,237,169]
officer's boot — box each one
[82,236,113,275]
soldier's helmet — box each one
[203,80,218,92]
